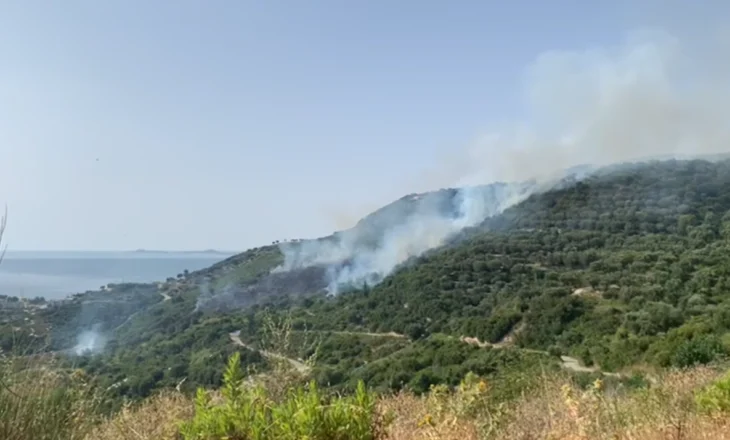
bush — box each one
[547,345,563,357]
[405,324,426,340]
[179,352,388,440]
[696,370,730,415]
[671,335,725,368]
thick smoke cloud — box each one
[275,182,544,294]
[453,29,730,186]
[273,28,730,294]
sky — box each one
[0,1,725,251]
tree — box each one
[671,335,725,368]
[405,323,426,340]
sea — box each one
[0,251,233,300]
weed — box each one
[179,352,387,440]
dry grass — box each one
[0,361,99,440]
[381,392,481,440]
[89,387,481,440]
[492,367,726,440]
[86,391,193,440]
[403,366,730,440]
[80,365,730,440]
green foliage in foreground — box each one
[696,369,730,414]
[179,352,387,440]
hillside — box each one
[189,179,540,309]
[5,158,730,404]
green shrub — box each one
[695,370,730,414]
[671,335,725,367]
[179,352,388,440]
[547,345,563,357]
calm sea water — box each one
[0,251,232,300]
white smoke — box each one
[272,27,730,294]
[277,182,539,293]
[72,326,107,355]
[453,29,730,185]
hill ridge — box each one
[7,156,730,403]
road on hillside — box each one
[459,335,619,376]
[298,329,406,339]
[229,331,310,374]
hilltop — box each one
[4,157,730,405]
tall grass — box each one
[0,209,95,440]
[384,365,730,440]
[0,355,98,440]
[87,390,193,440]
[85,360,730,439]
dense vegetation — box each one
[293,159,730,366]
[5,158,730,408]
[9,349,730,440]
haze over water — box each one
[0,251,230,300]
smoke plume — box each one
[71,324,107,355]
[456,29,730,186]
[276,182,542,294]
[271,28,730,294]
[181,26,730,311]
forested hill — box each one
[7,157,730,402]
[314,158,730,357]
[480,158,730,234]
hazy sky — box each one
[0,1,723,251]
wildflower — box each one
[561,384,572,398]
[478,379,488,393]
[561,384,574,406]
[418,413,435,428]
[593,378,604,392]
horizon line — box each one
[3,249,239,254]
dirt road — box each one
[298,330,406,339]
[229,331,310,374]
[459,335,618,376]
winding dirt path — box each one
[229,324,611,378]
[299,330,406,339]
[229,331,310,374]
[459,335,618,376]
[559,355,600,373]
